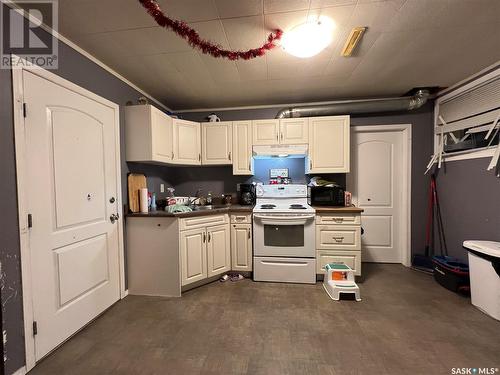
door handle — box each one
[248,229,251,239]
[198,153,201,161]
[228,151,231,160]
[203,232,206,243]
[280,132,283,141]
[276,133,279,142]
[110,213,119,224]
[171,151,174,159]
[208,232,211,242]
[309,159,312,169]
[109,197,115,203]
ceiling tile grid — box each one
[38,0,500,109]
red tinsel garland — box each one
[138,0,283,60]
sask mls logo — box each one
[1,0,58,69]
[451,368,499,375]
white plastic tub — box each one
[463,240,500,321]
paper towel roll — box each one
[139,188,149,213]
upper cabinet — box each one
[232,121,254,175]
[173,119,201,165]
[252,119,280,145]
[125,105,173,164]
[308,116,350,173]
[279,118,309,144]
[201,122,232,165]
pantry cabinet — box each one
[279,118,308,144]
[202,122,232,165]
[232,121,254,175]
[230,214,253,272]
[173,118,201,165]
[252,119,280,145]
[124,105,173,164]
[179,214,230,286]
[308,116,350,173]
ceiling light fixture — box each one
[341,27,366,57]
[281,17,335,58]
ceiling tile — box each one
[310,0,357,9]
[189,20,230,49]
[199,54,241,83]
[156,0,219,22]
[236,58,268,81]
[222,15,265,50]
[267,58,330,80]
[214,0,263,18]
[387,0,449,31]
[263,0,311,14]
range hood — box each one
[252,144,308,158]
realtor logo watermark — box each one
[1,0,58,69]
[451,368,499,374]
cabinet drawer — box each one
[316,214,360,225]
[179,214,228,231]
[316,250,361,276]
[230,214,252,224]
[316,225,361,250]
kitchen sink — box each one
[190,205,227,211]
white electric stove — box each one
[253,184,316,284]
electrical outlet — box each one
[160,184,165,193]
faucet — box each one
[187,189,203,206]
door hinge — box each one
[33,321,38,336]
[23,103,27,118]
[27,214,33,228]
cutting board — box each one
[128,173,147,213]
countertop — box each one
[312,206,364,213]
[126,204,254,218]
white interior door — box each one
[347,127,405,263]
[22,70,121,360]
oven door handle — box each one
[253,214,315,225]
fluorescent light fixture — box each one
[281,17,335,58]
[341,27,366,57]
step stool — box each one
[323,263,361,301]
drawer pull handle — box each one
[235,216,245,221]
[333,236,344,242]
[334,218,344,223]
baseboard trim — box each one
[11,366,27,375]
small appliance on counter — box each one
[238,183,256,205]
[308,185,345,206]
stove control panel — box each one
[256,184,307,198]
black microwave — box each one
[308,186,345,206]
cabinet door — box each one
[206,225,231,277]
[308,116,350,173]
[280,118,308,144]
[202,122,232,165]
[180,228,207,286]
[232,121,253,175]
[252,119,280,145]
[151,107,173,163]
[231,224,252,271]
[173,119,201,165]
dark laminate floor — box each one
[30,264,500,375]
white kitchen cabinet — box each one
[173,118,201,165]
[231,223,252,271]
[315,212,362,276]
[279,118,308,144]
[179,214,230,286]
[202,122,232,165]
[180,228,207,286]
[252,119,280,145]
[308,116,350,173]
[232,121,254,175]
[207,224,231,277]
[125,104,173,164]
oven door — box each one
[253,214,315,257]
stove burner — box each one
[289,204,306,209]
[260,204,276,209]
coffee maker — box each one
[238,183,256,205]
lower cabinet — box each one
[231,224,252,271]
[315,213,362,276]
[180,215,231,286]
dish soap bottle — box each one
[206,191,212,205]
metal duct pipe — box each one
[275,89,430,119]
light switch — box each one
[160,184,165,193]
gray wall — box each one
[434,159,500,261]
[0,6,157,373]
[180,105,435,260]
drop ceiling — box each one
[45,0,500,109]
